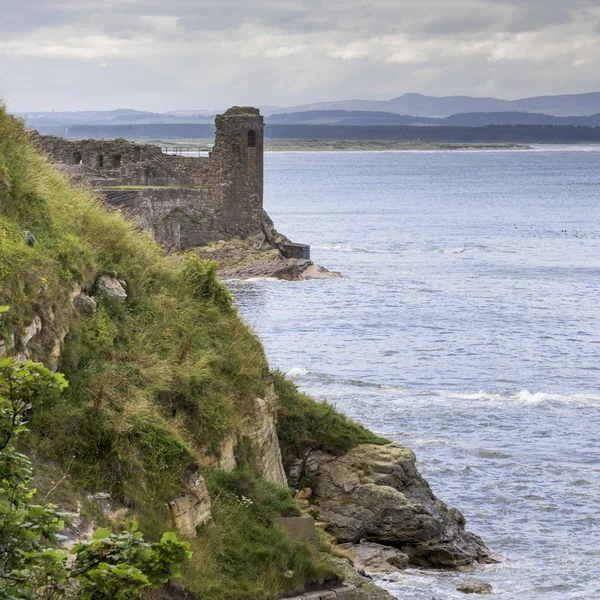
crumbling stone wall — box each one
[33,107,268,250]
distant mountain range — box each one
[19,92,600,133]
[260,92,600,118]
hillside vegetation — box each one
[0,105,389,598]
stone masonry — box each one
[33,107,310,255]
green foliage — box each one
[274,371,388,470]
[180,254,233,313]
[180,468,337,599]
[208,467,300,520]
[0,358,191,600]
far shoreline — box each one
[150,138,532,152]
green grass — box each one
[180,467,338,599]
[274,372,388,471]
[0,103,383,597]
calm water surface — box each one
[228,148,600,600]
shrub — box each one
[180,254,233,312]
[0,358,191,599]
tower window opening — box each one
[97,154,104,168]
[247,130,257,148]
[72,151,82,165]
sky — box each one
[1,0,600,112]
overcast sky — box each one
[1,0,599,112]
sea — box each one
[227,146,600,600]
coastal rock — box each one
[343,542,409,574]
[95,274,127,302]
[168,473,214,538]
[326,556,397,600]
[456,579,493,594]
[299,443,492,568]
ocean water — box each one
[228,148,600,599]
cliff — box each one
[0,105,491,599]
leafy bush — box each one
[274,371,388,470]
[0,358,191,599]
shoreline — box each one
[150,138,532,152]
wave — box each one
[287,367,310,378]
[312,244,374,253]
[512,390,600,404]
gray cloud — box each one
[0,0,599,111]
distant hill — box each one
[261,92,600,118]
[20,92,600,132]
[267,110,600,127]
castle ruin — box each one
[34,107,309,258]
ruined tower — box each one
[209,107,264,235]
[33,106,304,252]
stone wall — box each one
[33,107,269,251]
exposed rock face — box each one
[168,473,214,538]
[297,443,491,568]
[218,384,287,486]
[95,274,128,302]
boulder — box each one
[344,542,409,575]
[168,473,214,538]
[73,293,97,315]
[299,443,492,568]
[456,579,493,594]
[95,274,127,302]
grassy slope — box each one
[0,106,384,598]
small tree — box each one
[0,357,191,599]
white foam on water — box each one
[409,246,486,255]
[287,367,310,378]
[512,390,600,405]
[436,389,503,401]
[312,244,373,253]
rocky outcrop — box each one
[293,443,491,568]
[168,473,214,538]
[95,274,128,302]
[219,385,288,486]
[73,293,97,315]
[341,542,409,575]
[194,235,344,282]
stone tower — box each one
[210,106,264,235]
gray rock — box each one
[301,443,492,568]
[456,579,493,594]
[95,275,127,302]
[343,542,409,574]
[73,293,97,315]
